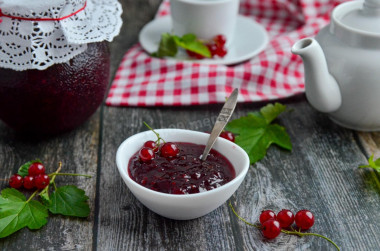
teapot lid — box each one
[335,0,380,34]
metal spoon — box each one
[201,88,239,161]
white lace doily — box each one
[0,0,122,71]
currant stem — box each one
[229,202,260,229]
[281,229,340,251]
[143,121,166,144]
[49,162,62,184]
[229,202,340,251]
[48,173,92,178]
[40,162,62,195]
[26,190,39,203]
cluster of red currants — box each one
[259,209,315,239]
[139,141,180,162]
[187,34,228,59]
[139,130,234,162]
[9,162,50,190]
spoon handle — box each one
[201,88,239,161]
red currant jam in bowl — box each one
[116,129,250,220]
[128,142,236,194]
[0,42,110,135]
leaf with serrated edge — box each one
[0,188,48,238]
[359,155,380,172]
[152,33,211,58]
[260,103,287,124]
[181,33,196,41]
[173,35,211,57]
[18,159,42,177]
[154,33,178,58]
[40,191,50,206]
[226,103,291,164]
[49,185,90,217]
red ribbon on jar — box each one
[0,1,87,23]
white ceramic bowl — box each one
[116,129,249,220]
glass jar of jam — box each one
[0,42,110,134]
[0,0,122,135]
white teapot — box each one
[292,0,380,131]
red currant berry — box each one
[160,142,180,158]
[220,131,235,142]
[207,44,218,57]
[259,210,276,224]
[143,140,158,152]
[34,174,50,189]
[295,210,315,230]
[28,162,46,176]
[277,209,294,228]
[215,46,227,57]
[186,50,205,59]
[139,147,155,162]
[23,176,35,189]
[261,219,281,239]
[213,34,227,47]
[9,174,23,189]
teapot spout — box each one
[292,38,341,113]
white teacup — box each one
[170,0,239,46]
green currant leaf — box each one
[359,155,380,172]
[39,190,50,206]
[151,33,178,58]
[0,188,48,238]
[181,33,197,42]
[152,33,211,58]
[173,34,211,57]
[17,159,42,177]
[260,103,287,124]
[49,185,90,217]
[226,103,292,164]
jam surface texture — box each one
[128,142,236,194]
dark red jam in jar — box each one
[128,142,236,194]
[0,42,110,135]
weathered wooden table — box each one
[1,0,380,250]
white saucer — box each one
[139,15,269,65]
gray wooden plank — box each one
[98,106,239,251]
[98,95,380,250]
[1,0,379,250]
[0,112,99,250]
[232,99,380,250]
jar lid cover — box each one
[0,0,122,71]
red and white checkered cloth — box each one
[106,0,346,107]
